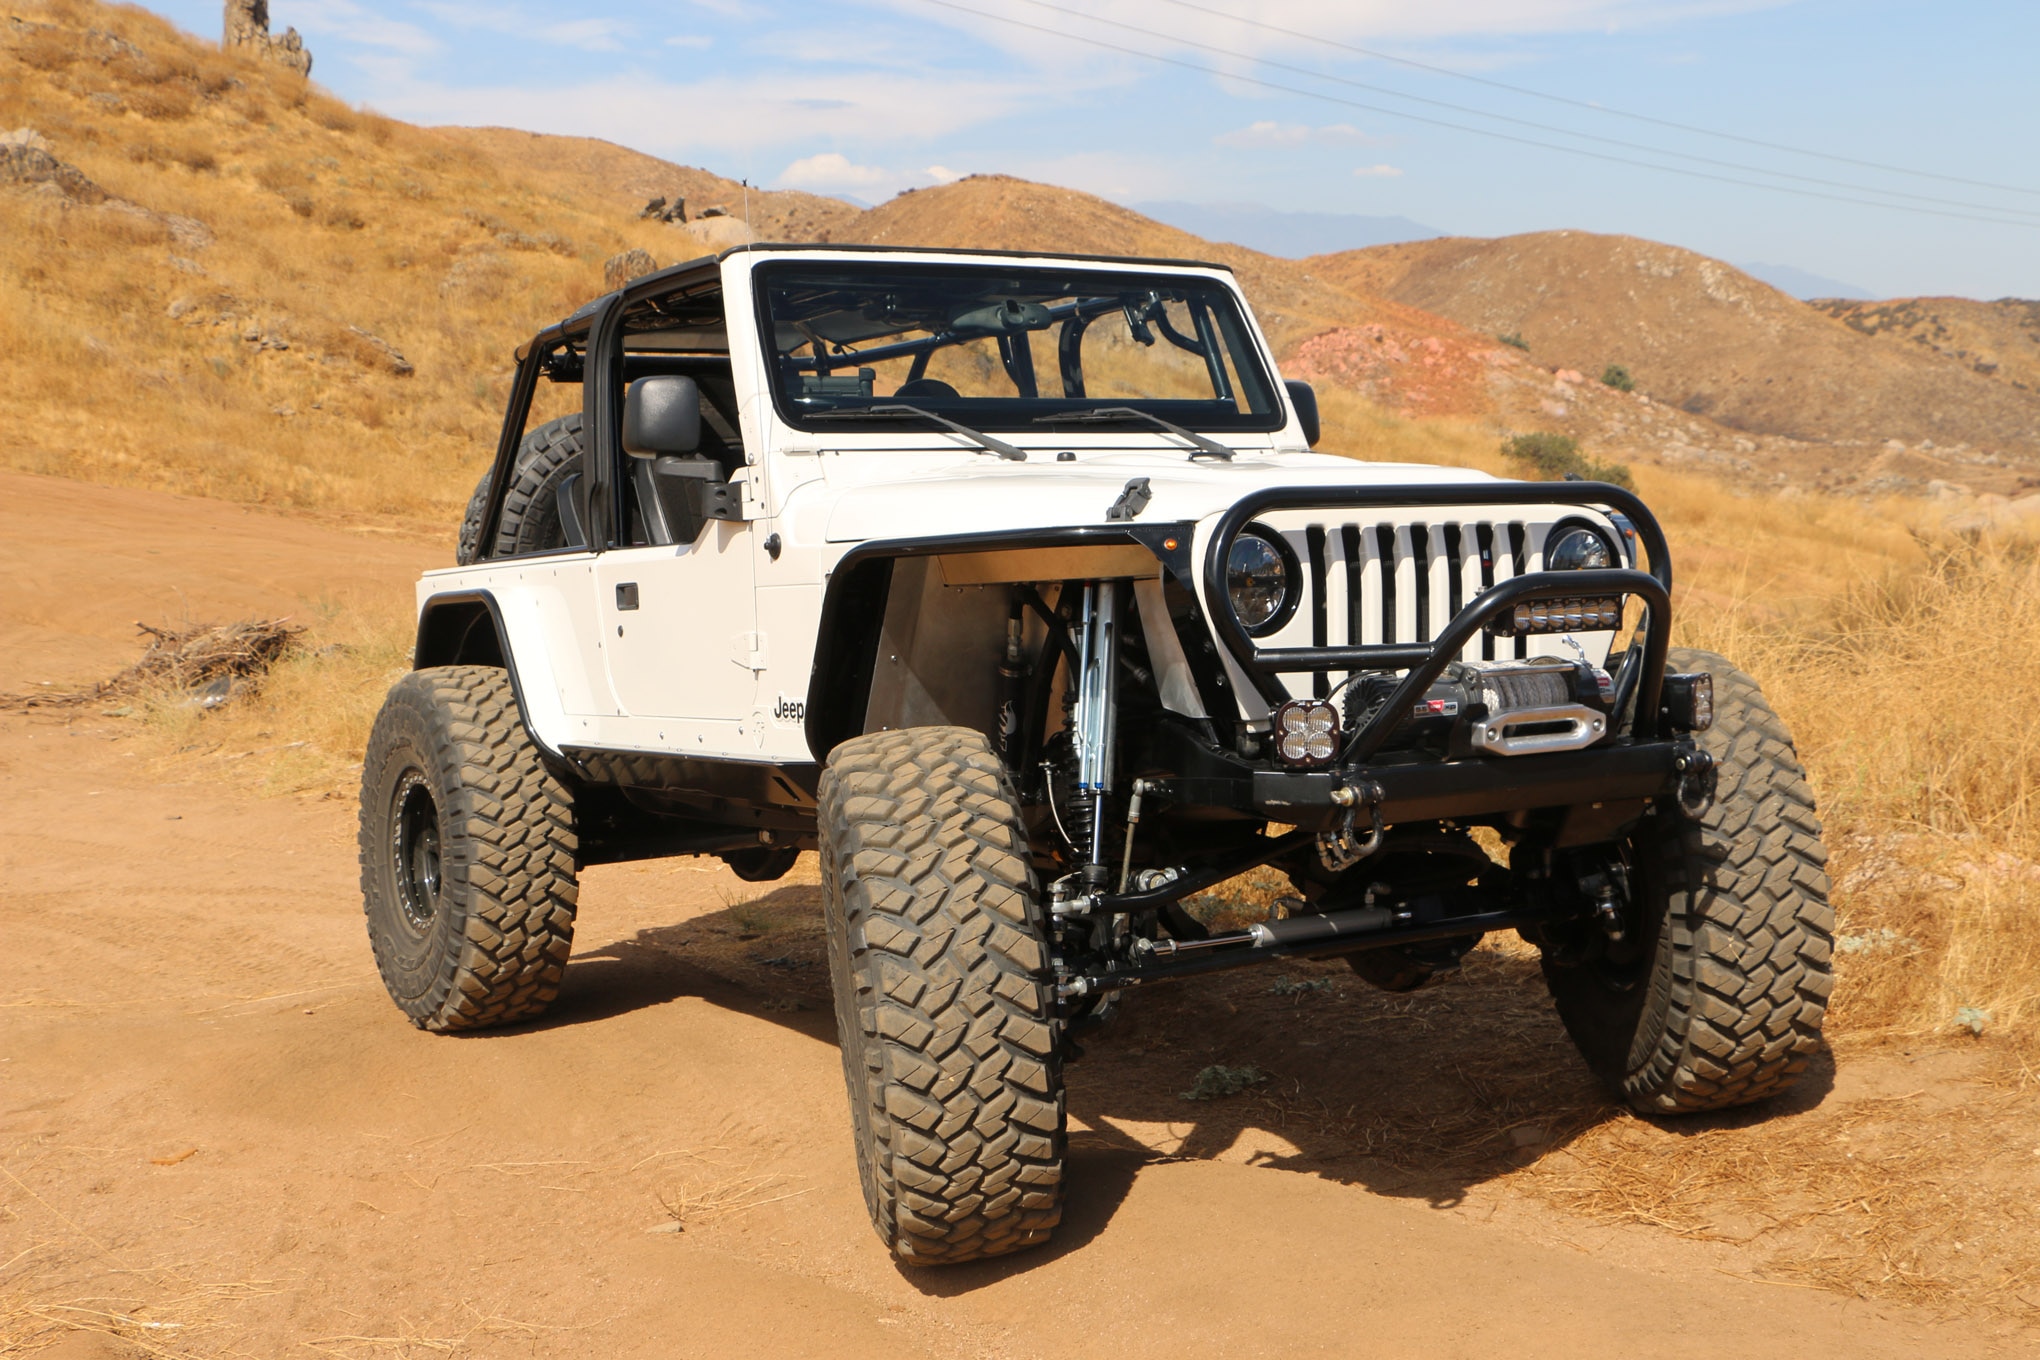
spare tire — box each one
[455,413,585,564]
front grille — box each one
[1288,518,1538,694]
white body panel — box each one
[424,247,1635,766]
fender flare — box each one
[413,590,550,756]
[802,523,1191,763]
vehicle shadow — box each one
[515,877,1836,1287]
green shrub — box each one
[1181,1065,1267,1101]
[1601,362,1635,392]
[1500,431,1634,490]
[1497,331,1529,351]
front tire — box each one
[1543,648,1834,1113]
[358,665,579,1031]
[818,727,1066,1265]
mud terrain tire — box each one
[1543,648,1833,1113]
[359,665,578,1031]
[818,727,1065,1265]
[456,413,584,564]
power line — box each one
[912,0,2040,231]
[1153,0,2040,200]
[1006,0,2040,224]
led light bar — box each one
[1489,596,1624,636]
[1273,698,1340,768]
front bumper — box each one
[1143,722,1692,821]
[1134,478,1692,836]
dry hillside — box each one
[10,0,2040,524]
[1324,231,2040,491]
[441,124,861,246]
[1814,295,2040,394]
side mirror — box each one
[623,375,701,457]
[1284,380,1320,447]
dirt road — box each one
[2,472,2028,1357]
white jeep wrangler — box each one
[359,245,1833,1264]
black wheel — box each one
[1542,648,1833,1113]
[358,665,579,1031]
[456,413,584,564]
[817,726,1065,1265]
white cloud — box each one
[366,70,1033,155]
[411,3,629,53]
[1215,120,1381,149]
[895,0,1791,54]
[664,34,714,49]
[1352,163,1404,177]
[778,153,896,192]
[534,19,628,52]
[288,0,440,56]
[774,156,979,199]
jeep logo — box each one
[773,695,806,724]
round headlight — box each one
[1227,531,1295,635]
[1547,525,1614,571]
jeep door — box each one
[593,522,757,730]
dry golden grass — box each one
[0,1,702,529]
[130,588,413,797]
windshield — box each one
[755,261,1281,434]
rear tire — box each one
[359,665,579,1031]
[818,727,1065,1265]
[1542,648,1833,1113]
[456,413,584,564]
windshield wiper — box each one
[1033,406,1234,461]
[809,404,1027,461]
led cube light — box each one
[1661,671,1715,733]
[1273,698,1340,768]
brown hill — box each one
[1322,231,2040,468]
[439,125,861,247]
[1813,295,2040,395]
[830,173,1468,363]
[4,0,2028,518]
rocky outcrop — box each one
[223,0,310,76]
[639,195,686,224]
[345,325,413,376]
[1,127,108,202]
[3,127,213,251]
[603,248,657,290]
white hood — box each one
[816,448,1500,543]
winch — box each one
[1342,658,1614,759]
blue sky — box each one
[143,1,2040,299]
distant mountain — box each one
[1739,261,1874,301]
[1133,201,1443,259]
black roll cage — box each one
[477,259,733,558]
[472,247,1287,562]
